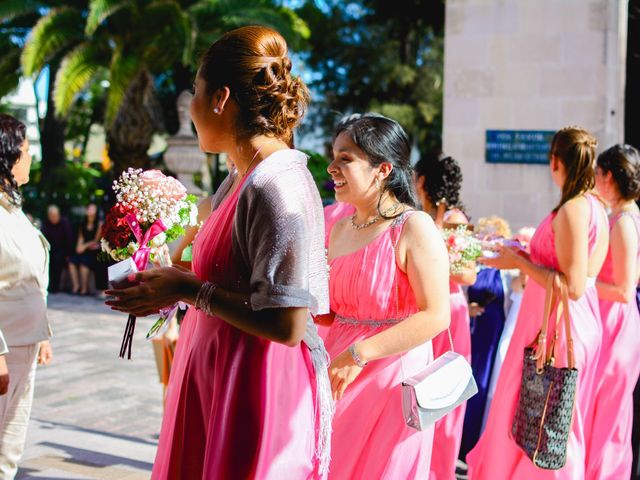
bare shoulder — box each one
[402,210,439,239]
[556,195,590,226]
[612,214,639,242]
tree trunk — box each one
[40,60,67,180]
[107,69,163,177]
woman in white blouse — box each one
[0,114,52,478]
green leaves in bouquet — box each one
[164,193,198,244]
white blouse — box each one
[0,194,51,353]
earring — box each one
[213,107,220,114]
[375,178,381,190]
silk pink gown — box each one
[324,211,434,479]
[430,209,472,480]
[152,152,329,479]
[467,194,605,480]
[586,212,640,479]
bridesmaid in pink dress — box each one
[107,26,332,479]
[466,126,609,479]
[587,144,640,479]
[317,114,451,479]
[414,154,476,480]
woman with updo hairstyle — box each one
[317,113,450,478]
[106,26,332,479]
[0,114,53,477]
[467,126,609,479]
[413,153,475,479]
[587,144,640,479]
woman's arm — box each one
[554,197,590,300]
[108,171,319,349]
[75,231,86,254]
[106,267,308,347]
[328,212,450,400]
[596,216,638,303]
[480,198,590,299]
[356,213,450,360]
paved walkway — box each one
[17,293,163,479]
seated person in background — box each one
[41,205,74,293]
[68,203,102,295]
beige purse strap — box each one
[553,274,576,369]
[532,272,558,373]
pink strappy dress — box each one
[466,194,606,479]
[324,211,434,479]
[430,209,472,480]
[151,151,329,479]
[586,211,640,479]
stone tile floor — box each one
[16,293,163,479]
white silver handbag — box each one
[388,216,478,431]
[402,341,478,431]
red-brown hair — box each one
[199,25,310,146]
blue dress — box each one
[459,267,506,460]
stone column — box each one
[164,90,206,195]
[442,0,628,229]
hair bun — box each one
[199,26,310,145]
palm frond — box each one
[21,7,84,76]
[0,0,41,23]
[105,48,141,124]
[54,42,105,115]
[142,0,195,66]
[85,0,130,35]
[189,1,309,49]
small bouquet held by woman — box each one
[101,168,198,359]
[441,224,482,274]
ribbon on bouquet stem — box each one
[119,215,167,360]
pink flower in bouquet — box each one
[447,234,458,248]
[140,170,186,201]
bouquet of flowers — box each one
[441,224,483,274]
[101,168,198,359]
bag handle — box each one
[550,274,575,369]
[531,272,558,373]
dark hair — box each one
[199,25,310,146]
[597,144,640,201]
[550,126,597,212]
[413,152,466,215]
[333,113,418,214]
[0,114,26,207]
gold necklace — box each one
[350,202,403,230]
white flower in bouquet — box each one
[150,232,167,247]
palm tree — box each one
[24,0,310,176]
[1,0,88,177]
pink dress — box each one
[152,151,331,479]
[467,194,605,480]
[324,211,434,479]
[586,212,640,479]
[430,210,472,480]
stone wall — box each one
[442,0,628,229]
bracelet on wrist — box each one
[195,281,218,317]
[349,344,367,368]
